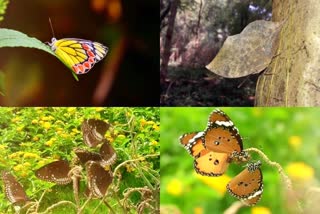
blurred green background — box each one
[160,107,320,214]
[0,0,158,106]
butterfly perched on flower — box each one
[47,19,108,75]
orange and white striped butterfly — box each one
[47,19,108,75]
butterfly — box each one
[226,161,263,206]
[48,37,108,75]
[85,161,113,198]
[35,160,72,185]
[81,119,111,147]
[1,171,30,205]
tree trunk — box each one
[255,0,320,106]
[160,0,179,86]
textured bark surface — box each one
[255,0,320,106]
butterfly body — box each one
[49,38,108,74]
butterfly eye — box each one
[86,161,113,198]
[1,171,29,205]
[227,161,263,206]
[35,160,72,185]
[99,141,117,167]
[81,119,110,147]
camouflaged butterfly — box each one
[206,20,283,78]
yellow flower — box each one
[43,122,51,130]
[194,207,203,214]
[23,153,39,159]
[150,140,158,146]
[20,171,28,178]
[251,206,271,214]
[0,144,7,150]
[166,178,183,196]
[45,140,53,146]
[33,136,39,141]
[41,116,50,121]
[9,151,23,159]
[72,128,80,134]
[152,124,160,131]
[13,164,24,171]
[11,117,21,122]
[61,133,70,138]
[140,118,147,126]
[56,127,63,131]
[23,162,31,167]
[195,173,231,196]
[16,125,24,132]
[288,136,302,150]
[146,121,154,125]
[95,107,104,112]
[67,107,76,113]
[31,119,38,124]
[48,116,55,120]
[126,164,135,172]
[286,162,314,181]
[126,111,131,117]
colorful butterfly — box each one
[48,37,108,75]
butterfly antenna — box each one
[48,17,56,38]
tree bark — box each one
[255,0,320,106]
[160,0,179,86]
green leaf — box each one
[0,0,9,22]
[0,28,79,81]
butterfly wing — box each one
[74,148,102,164]
[86,161,113,198]
[179,132,205,157]
[227,161,263,200]
[202,123,243,155]
[35,160,72,185]
[194,149,230,176]
[1,171,29,205]
[207,109,233,127]
[50,38,108,74]
[99,141,117,167]
[81,119,110,147]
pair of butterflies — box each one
[180,109,263,206]
[1,119,116,206]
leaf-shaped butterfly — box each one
[47,19,108,76]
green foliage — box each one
[0,0,9,22]
[0,29,78,81]
[0,107,160,213]
[160,107,320,214]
